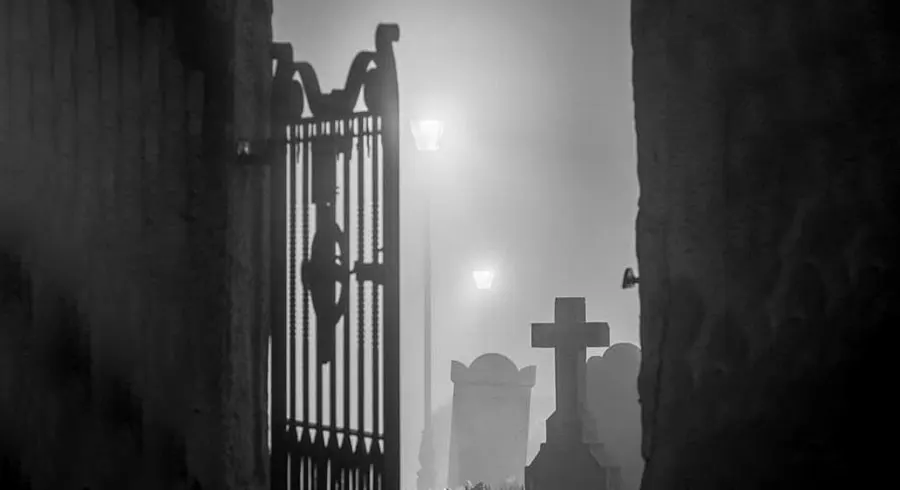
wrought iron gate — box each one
[270,24,402,490]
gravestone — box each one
[524,297,621,490]
[587,343,643,490]
[447,353,537,489]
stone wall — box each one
[633,1,897,487]
[0,0,272,489]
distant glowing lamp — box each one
[472,269,495,290]
[410,119,445,152]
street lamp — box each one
[472,269,495,290]
[412,118,444,490]
[410,119,445,152]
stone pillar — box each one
[632,0,897,488]
[223,0,273,489]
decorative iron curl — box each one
[278,23,400,121]
[294,51,375,120]
[301,221,350,366]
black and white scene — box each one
[0,1,893,490]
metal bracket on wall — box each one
[622,267,640,289]
[235,139,271,165]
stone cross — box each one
[531,297,609,443]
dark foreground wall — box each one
[633,1,897,488]
[0,0,272,489]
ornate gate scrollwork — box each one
[302,219,348,366]
[270,24,402,490]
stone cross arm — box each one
[531,321,610,349]
[530,297,611,350]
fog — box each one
[272,0,637,486]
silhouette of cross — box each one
[532,297,609,442]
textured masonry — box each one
[0,1,272,489]
[632,1,897,488]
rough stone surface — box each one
[0,1,271,489]
[632,0,897,488]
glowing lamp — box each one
[410,119,445,152]
[472,269,495,290]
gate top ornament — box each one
[273,23,400,123]
[272,23,402,367]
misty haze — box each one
[1,1,892,490]
[271,0,639,488]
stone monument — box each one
[587,343,643,490]
[524,297,621,490]
[447,353,537,488]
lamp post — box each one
[411,118,444,490]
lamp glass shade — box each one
[472,270,495,290]
[410,119,445,152]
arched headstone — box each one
[587,343,642,490]
[447,353,536,488]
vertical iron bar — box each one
[371,121,381,437]
[353,116,367,446]
[289,122,298,427]
[317,452,327,488]
[269,44,292,490]
[328,121,346,440]
[287,122,298,490]
[379,27,403,490]
[305,455,311,490]
[330,120,339,437]
[343,119,353,441]
[315,120,324,436]
[290,452,300,490]
[302,122,311,428]
[356,117,367,438]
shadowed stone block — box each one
[633,0,897,487]
[0,1,272,489]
